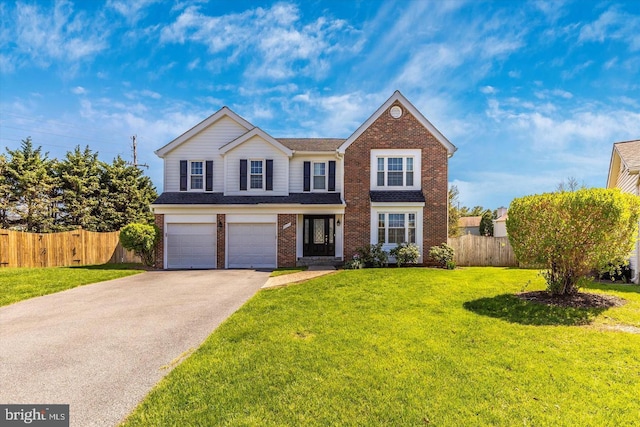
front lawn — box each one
[0,264,143,307]
[122,268,640,426]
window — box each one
[250,160,263,189]
[313,162,326,190]
[376,157,415,187]
[377,213,416,244]
[190,161,203,190]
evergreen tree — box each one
[4,138,59,232]
[56,145,103,231]
[479,209,494,236]
[0,154,11,229]
[97,156,157,231]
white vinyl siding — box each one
[224,136,289,195]
[163,116,247,192]
[289,155,342,193]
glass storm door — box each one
[303,215,335,256]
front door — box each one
[303,215,335,256]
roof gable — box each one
[155,106,254,158]
[219,127,293,157]
[607,139,640,188]
[337,90,457,156]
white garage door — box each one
[166,223,216,269]
[228,223,277,269]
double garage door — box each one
[166,222,276,269]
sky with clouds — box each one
[1,0,639,209]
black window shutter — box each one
[205,160,213,192]
[328,160,336,192]
[179,160,187,191]
[303,161,311,192]
[266,159,273,191]
[240,159,247,190]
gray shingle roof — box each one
[276,138,345,152]
[369,191,425,203]
[153,192,344,205]
[615,140,640,170]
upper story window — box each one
[377,157,413,187]
[371,149,420,190]
[190,161,203,190]
[250,160,263,189]
[313,162,326,190]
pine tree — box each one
[0,154,11,229]
[56,145,103,231]
[4,138,59,232]
[97,156,157,231]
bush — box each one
[389,243,420,267]
[343,254,364,270]
[429,243,455,269]
[355,243,388,268]
[119,223,159,267]
[507,188,640,295]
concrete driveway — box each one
[0,269,269,426]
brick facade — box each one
[277,214,297,267]
[153,214,164,268]
[343,101,449,265]
[217,214,226,269]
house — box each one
[493,206,508,237]
[151,91,456,269]
[458,216,482,236]
[606,139,640,283]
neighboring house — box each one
[151,91,456,269]
[458,216,482,236]
[493,206,508,237]
[607,139,640,283]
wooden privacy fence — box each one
[448,234,518,267]
[0,229,141,268]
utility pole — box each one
[130,135,149,169]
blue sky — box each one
[1,0,639,209]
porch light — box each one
[218,220,223,229]
[336,218,341,226]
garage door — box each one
[228,223,277,269]
[166,223,216,269]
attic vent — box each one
[390,106,402,119]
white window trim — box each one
[370,206,423,262]
[312,161,328,192]
[249,159,265,191]
[189,160,204,192]
[370,149,421,190]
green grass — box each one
[122,268,640,426]
[269,266,308,277]
[0,264,143,307]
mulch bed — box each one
[518,291,625,309]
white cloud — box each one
[159,3,360,81]
[7,0,108,70]
[578,6,640,51]
[71,86,86,95]
[480,86,497,95]
[106,0,160,23]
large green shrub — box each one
[355,243,388,268]
[119,223,159,267]
[389,243,420,267]
[507,188,640,295]
[429,243,455,269]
